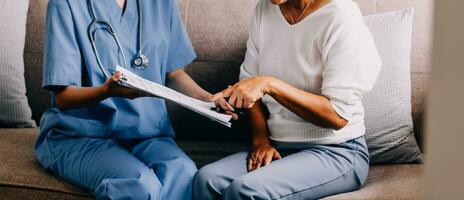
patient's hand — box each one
[212,77,274,109]
[247,144,282,172]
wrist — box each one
[99,84,110,99]
[252,138,271,148]
[263,76,279,96]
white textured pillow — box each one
[362,8,422,163]
[0,0,36,127]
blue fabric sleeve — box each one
[42,0,82,90]
[166,0,197,73]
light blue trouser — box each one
[193,137,369,200]
[35,133,197,200]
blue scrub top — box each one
[39,0,196,140]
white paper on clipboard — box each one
[115,65,232,127]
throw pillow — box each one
[0,0,36,127]
[363,8,422,163]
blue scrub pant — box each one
[193,137,369,200]
[35,133,197,200]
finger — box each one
[247,158,253,172]
[222,87,235,98]
[210,92,224,102]
[250,152,259,171]
[211,87,234,102]
[273,151,282,160]
[248,102,255,109]
[236,95,244,108]
[112,71,122,81]
[250,159,257,171]
[243,99,250,109]
[247,154,255,172]
[228,91,238,108]
[254,153,264,169]
[218,99,235,111]
[244,99,255,109]
[225,111,239,120]
[263,153,273,166]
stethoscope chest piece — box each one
[133,53,149,70]
[88,0,150,79]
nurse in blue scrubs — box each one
[35,0,235,199]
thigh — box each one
[199,151,249,181]
[225,141,368,200]
[131,137,198,199]
[37,132,162,197]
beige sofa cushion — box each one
[323,164,424,200]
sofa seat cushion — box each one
[0,128,423,199]
[0,128,91,200]
[322,164,424,199]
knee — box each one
[355,165,369,188]
[224,177,268,200]
[134,171,163,200]
[194,165,215,190]
[193,164,227,199]
[95,169,162,200]
[175,157,198,181]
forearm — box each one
[55,86,107,109]
[166,69,212,101]
[267,77,347,130]
[249,100,272,147]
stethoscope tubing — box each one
[88,20,128,79]
[87,0,145,80]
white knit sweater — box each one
[240,0,381,144]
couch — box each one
[0,0,433,199]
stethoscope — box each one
[87,0,149,79]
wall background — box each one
[425,0,464,199]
